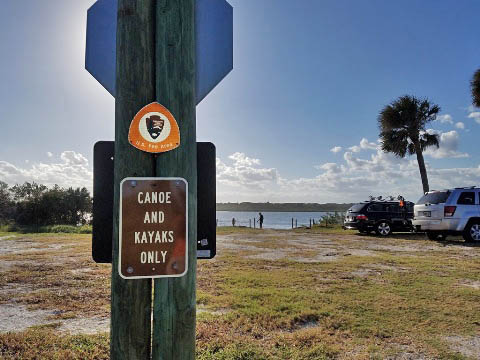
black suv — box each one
[343,200,414,236]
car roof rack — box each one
[365,195,409,203]
[454,186,478,190]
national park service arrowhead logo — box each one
[128,102,180,153]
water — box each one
[216,211,345,230]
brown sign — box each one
[119,178,188,279]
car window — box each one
[387,204,400,212]
[457,192,475,205]
[367,203,385,212]
[417,191,450,205]
[348,204,365,212]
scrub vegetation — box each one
[0,229,479,359]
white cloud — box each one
[60,151,88,166]
[217,153,278,191]
[436,114,453,124]
[216,141,480,203]
[47,152,53,158]
[215,130,472,202]
[468,111,480,124]
[424,130,469,159]
[228,152,261,166]
[348,138,379,153]
[0,151,93,191]
[359,138,379,150]
[315,162,343,173]
[455,122,465,129]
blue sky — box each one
[0,0,479,203]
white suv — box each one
[413,187,480,242]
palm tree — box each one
[472,69,480,107]
[378,95,440,194]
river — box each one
[216,211,345,230]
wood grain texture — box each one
[152,0,197,359]
[111,1,155,359]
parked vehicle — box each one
[413,187,480,242]
[343,199,414,236]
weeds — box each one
[0,230,478,359]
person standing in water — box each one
[258,212,264,229]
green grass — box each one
[195,231,480,359]
[0,329,109,360]
[216,226,266,234]
[0,224,92,234]
[217,224,355,235]
[0,229,478,359]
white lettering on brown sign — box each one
[119,178,188,279]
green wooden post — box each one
[111,1,155,359]
[152,1,197,359]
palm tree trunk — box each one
[414,142,429,194]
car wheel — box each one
[375,222,391,236]
[426,232,439,240]
[463,222,480,243]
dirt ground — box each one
[0,229,479,359]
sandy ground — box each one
[214,230,480,359]
[216,230,475,262]
[0,230,479,358]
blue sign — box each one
[86,0,233,104]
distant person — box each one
[258,212,264,229]
[232,218,236,227]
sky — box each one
[0,0,479,204]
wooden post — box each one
[152,1,197,359]
[295,219,297,228]
[249,219,251,228]
[254,218,256,229]
[291,218,293,229]
[111,1,155,358]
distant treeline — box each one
[216,202,353,212]
[0,181,92,227]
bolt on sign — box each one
[119,178,188,279]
